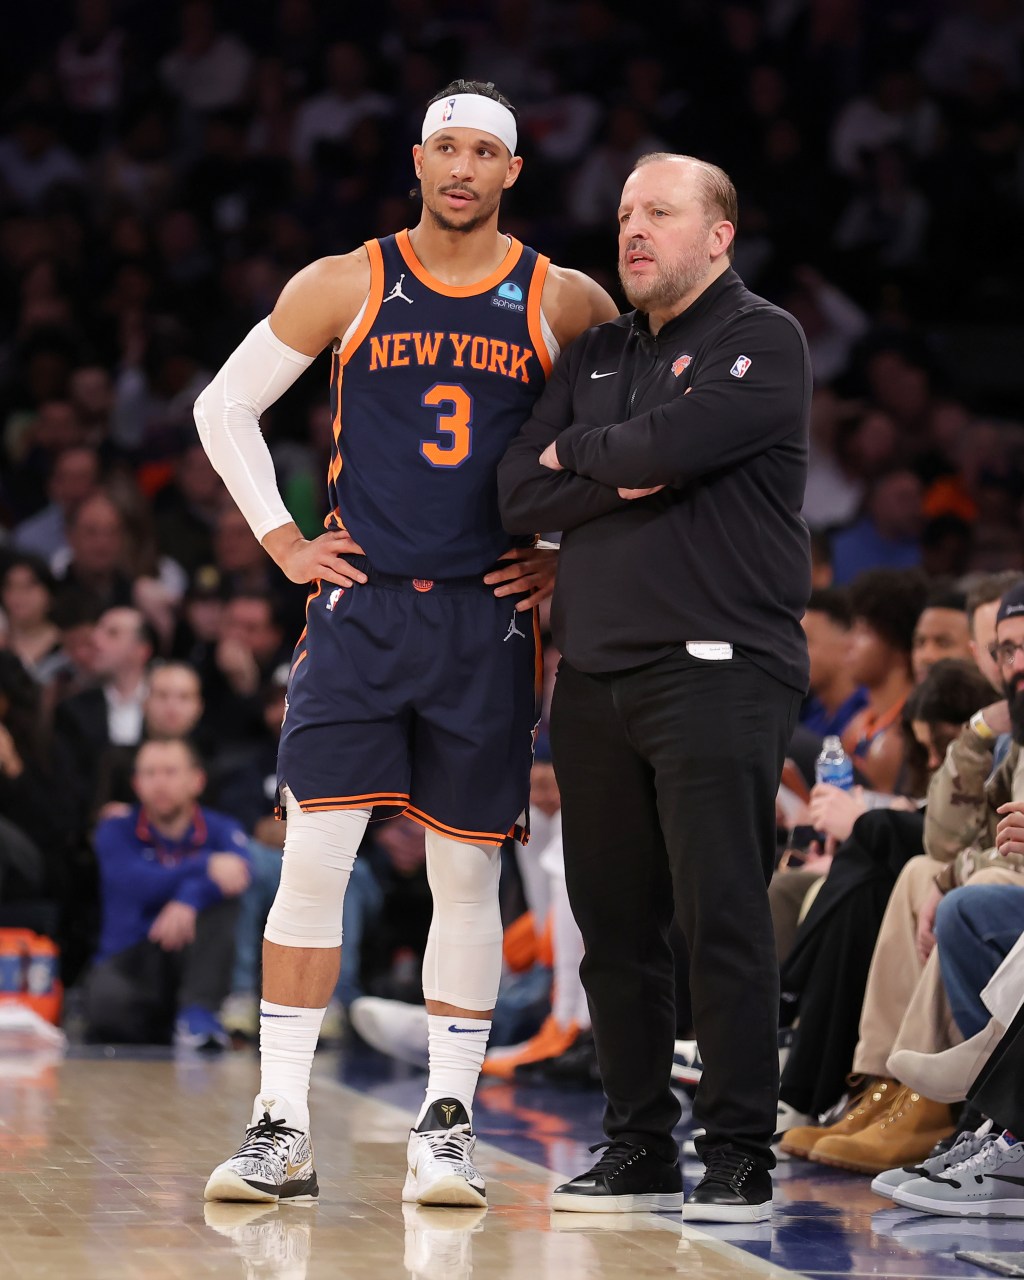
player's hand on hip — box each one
[485,547,557,611]
[264,524,369,588]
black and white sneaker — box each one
[205,1096,318,1203]
[551,1141,683,1213]
[403,1099,487,1208]
[683,1148,772,1223]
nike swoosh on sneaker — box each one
[987,1174,1024,1186]
[590,371,617,379]
[448,1025,488,1033]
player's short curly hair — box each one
[427,80,516,115]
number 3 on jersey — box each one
[420,383,474,468]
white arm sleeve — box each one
[193,317,316,542]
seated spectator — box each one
[210,505,301,621]
[800,587,868,739]
[7,402,88,527]
[802,389,865,531]
[842,569,927,793]
[782,267,869,387]
[833,144,930,271]
[291,42,391,168]
[53,491,135,619]
[12,444,99,563]
[93,659,207,818]
[966,571,1023,699]
[782,625,1016,1170]
[55,605,154,798]
[159,0,253,115]
[911,588,972,684]
[198,592,290,747]
[0,106,84,210]
[830,69,940,179]
[152,443,224,576]
[84,737,250,1048]
[0,553,70,691]
[0,651,83,929]
[831,469,924,585]
[776,648,996,1129]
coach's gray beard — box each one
[619,242,711,311]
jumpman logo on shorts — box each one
[504,611,526,642]
[384,273,413,304]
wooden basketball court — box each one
[0,1049,804,1280]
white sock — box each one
[418,1015,491,1125]
[256,1000,326,1130]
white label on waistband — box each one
[685,642,734,661]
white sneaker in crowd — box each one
[871,1120,995,1200]
[220,993,260,1040]
[893,1132,1024,1218]
[350,997,429,1068]
[671,1039,703,1086]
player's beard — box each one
[619,236,712,312]
[424,185,501,234]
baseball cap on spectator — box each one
[996,582,1024,626]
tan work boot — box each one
[779,1078,898,1160]
[810,1086,955,1174]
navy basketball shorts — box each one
[278,566,540,846]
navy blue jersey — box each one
[325,230,552,578]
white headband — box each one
[421,93,517,157]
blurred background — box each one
[2,0,1024,1051]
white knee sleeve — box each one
[422,831,503,1009]
[263,789,369,949]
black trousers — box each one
[970,994,1024,1136]
[84,898,239,1044]
[551,649,799,1168]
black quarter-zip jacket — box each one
[498,268,812,692]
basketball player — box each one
[196,81,617,1207]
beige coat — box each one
[924,727,1024,890]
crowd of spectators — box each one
[2,0,1024,1101]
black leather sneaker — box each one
[683,1148,773,1223]
[550,1140,683,1213]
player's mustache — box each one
[440,183,477,199]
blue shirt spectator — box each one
[85,737,250,1048]
[94,801,249,962]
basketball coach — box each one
[498,153,811,1223]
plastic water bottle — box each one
[815,735,854,791]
